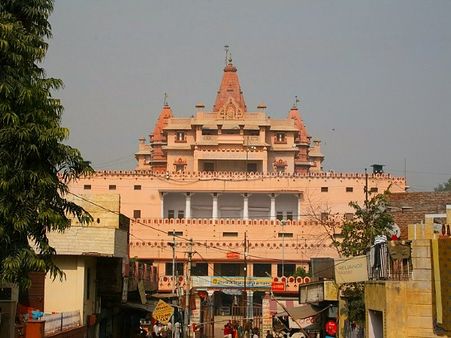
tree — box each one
[0,0,92,289]
[335,191,394,257]
[335,191,394,326]
[435,178,451,192]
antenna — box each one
[163,92,168,106]
[224,45,230,65]
[295,95,301,108]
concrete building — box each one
[44,194,129,337]
[364,204,451,338]
[68,57,406,334]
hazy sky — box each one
[45,0,451,191]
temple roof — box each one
[151,104,173,142]
[212,61,247,113]
[288,105,310,144]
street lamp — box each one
[167,232,176,338]
[280,219,286,277]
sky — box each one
[44,0,451,192]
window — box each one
[276,212,284,221]
[109,184,116,190]
[191,263,208,276]
[321,187,328,192]
[277,263,295,277]
[370,187,378,193]
[177,210,184,219]
[247,163,257,173]
[203,162,214,172]
[86,268,91,300]
[253,263,271,277]
[222,129,240,135]
[321,212,329,221]
[175,131,186,142]
[168,210,175,219]
[84,184,91,190]
[344,213,354,221]
[275,132,286,143]
[134,185,142,190]
[346,187,353,193]
[223,232,239,237]
[133,210,141,219]
[286,212,293,221]
[167,231,183,236]
[165,262,184,276]
[278,232,293,238]
[175,164,185,172]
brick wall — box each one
[389,192,451,240]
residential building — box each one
[364,203,451,338]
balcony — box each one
[157,275,311,293]
[367,240,412,281]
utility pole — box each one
[171,231,176,338]
[243,232,248,321]
[281,219,286,278]
[364,168,369,205]
[184,239,193,338]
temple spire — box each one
[213,50,247,113]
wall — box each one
[365,239,445,338]
[44,256,96,326]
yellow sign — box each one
[334,255,368,284]
[152,300,174,324]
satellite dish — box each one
[387,223,401,239]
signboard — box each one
[138,280,146,304]
[192,276,271,289]
[152,300,174,324]
[261,294,273,334]
[334,255,368,284]
[271,282,286,292]
[226,251,240,259]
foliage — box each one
[293,266,311,278]
[434,178,451,192]
[340,283,365,325]
[0,0,92,289]
[333,190,394,257]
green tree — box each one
[334,190,394,325]
[0,0,92,289]
[435,178,451,192]
[334,191,394,256]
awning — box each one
[201,124,218,130]
[121,301,156,312]
[150,292,178,299]
[276,304,328,320]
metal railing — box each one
[367,241,412,281]
[43,310,81,335]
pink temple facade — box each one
[68,57,406,321]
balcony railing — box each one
[367,241,412,281]
[42,311,81,335]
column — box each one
[185,193,191,219]
[160,192,166,219]
[270,193,276,221]
[243,193,249,220]
[212,193,218,220]
[247,290,254,319]
[297,193,302,221]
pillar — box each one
[160,192,166,219]
[185,193,191,219]
[297,193,302,221]
[247,290,254,319]
[270,193,276,221]
[212,193,218,220]
[243,193,249,220]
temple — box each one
[68,56,406,336]
[135,59,324,175]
